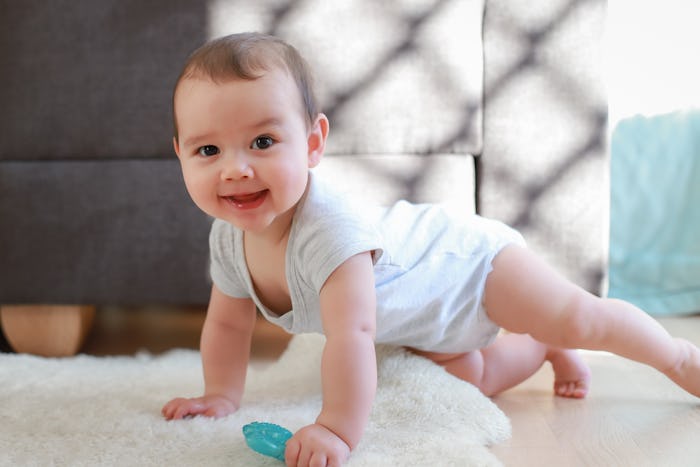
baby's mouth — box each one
[223,190,268,209]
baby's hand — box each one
[161,394,237,420]
[284,423,350,467]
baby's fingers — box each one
[162,398,205,420]
[309,451,329,467]
[161,398,184,419]
[285,437,301,466]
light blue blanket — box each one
[608,110,700,315]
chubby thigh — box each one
[482,244,589,344]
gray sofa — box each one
[0,0,606,351]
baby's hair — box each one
[173,32,318,141]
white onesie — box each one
[209,171,525,353]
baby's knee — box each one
[444,352,488,391]
[558,292,606,348]
[417,350,486,388]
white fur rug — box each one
[0,334,510,466]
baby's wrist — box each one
[204,390,240,407]
[315,415,358,450]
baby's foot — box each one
[547,348,591,398]
[663,338,700,398]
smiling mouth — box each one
[222,190,268,210]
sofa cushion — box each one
[0,0,205,161]
[313,154,476,213]
[0,160,211,304]
[480,0,607,293]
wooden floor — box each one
[73,308,700,465]
[80,306,292,361]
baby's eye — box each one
[251,136,274,150]
[197,145,220,157]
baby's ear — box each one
[307,113,329,168]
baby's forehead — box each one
[175,68,309,123]
[180,67,299,105]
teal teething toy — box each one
[242,422,293,461]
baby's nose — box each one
[221,153,253,180]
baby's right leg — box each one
[483,245,700,398]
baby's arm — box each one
[162,284,257,420]
[285,251,377,465]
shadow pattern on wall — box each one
[481,0,607,293]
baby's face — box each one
[173,68,322,235]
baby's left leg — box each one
[412,333,590,397]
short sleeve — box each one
[209,219,251,298]
[290,174,383,294]
[298,214,381,293]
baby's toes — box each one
[554,380,588,398]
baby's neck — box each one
[244,205,296,247]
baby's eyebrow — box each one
[182,134,214,148]
[248,117,282,130]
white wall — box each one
[607,0,700,123]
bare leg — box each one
[414,333,591,398]
[483,245,700,398]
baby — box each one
[162,32,700,466]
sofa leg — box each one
[0,305,96,357]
